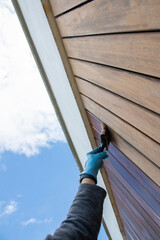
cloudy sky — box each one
[0,1,107,239]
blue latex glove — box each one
[80,147,108,183]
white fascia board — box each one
[13,1,123,239]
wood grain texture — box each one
[122,218,139,240]
[63,33,160,78]
[87,111,160,187]
[56,0,160,36]
[108,154,160,215]
[109,144,160,203]
[82,96,160,167]
[112,188,154,240]
[91,123,160,202]
[70,59,160,114]
[76,77,160,143]
[49,0,89,16]
[108,172,160,239]
[104,158,160,227]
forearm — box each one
[46,184,106,240]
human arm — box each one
[45,147,108,240]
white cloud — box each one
[21,217,52,226]
[0,1,66,157]
[0,200,18,218]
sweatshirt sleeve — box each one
[45,183,106,240]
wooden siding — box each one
[89,111,160,239]
[56,0,160,36]
[64,33,160,78]
[48,1,160,239]
[49,0,91,16]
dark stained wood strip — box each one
[76,77,160,143]
[92,124,160,203]
[86,110,160,187]
[63,33,160,78]
[112,188,152,240]
[109,174,159,239]
[56,0,160,36]
[109,143,160,203]
[82,96,160,167]
[104,158,160,227]
[108,153,160,216]
[49,0,89,16]
[122,217,139,240]
[70,59,160,114]
[108,169,160,238]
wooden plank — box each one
[49,0,89,16]
[92,124,160,202]
[63,33,160,78]
[108,158,160,219]
[82,95,160,167]
[104,158,160,227]
[87,111,160,187]
[109,144,160,203]
[107,155,160,219]
[112,188,153,240]
[122,218,139,240]
[56,0,160,37]
[70,59,160,114]
[109,173,160,239]
[76,77,160,143]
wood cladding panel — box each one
[104,157,160,228]
[70,59,160,114]
[63,33,160,78]
[91,125,160,202]
[56,0,160,36]
[82,95,160,167]
[87,110,160,238]
[49,0,89,16]
[112,188,154,240]
[76,77,160,143]
[86,111,160,187]
[108,155,160,215]
[109,176,159,240]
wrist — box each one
[79,173,97,184]
[81,178,95,185]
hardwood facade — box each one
[43,0,160,239]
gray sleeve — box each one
[45,183,106,240]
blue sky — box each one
[0,1,108,239]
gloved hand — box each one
[80,147,108,184]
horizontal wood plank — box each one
[76,77,160,143]
[109,144,160,203]
[112,187,154,240]
[91,123,160,202]
[56,0,160,36]
[64,33,160,78]
[108,172,160,238]
[108,154,160,215]
[49,0,89,16]
[104,158,160,227]
[88,112,160,187]
[123,218,139,240]
[70,59,160,114]
[82,96,160,167]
